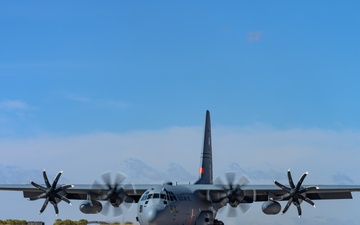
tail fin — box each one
[195,110,213,184]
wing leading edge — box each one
[1,183,359,202]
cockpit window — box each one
[166,191,177,201]
[153,193,160,199]
[140,195,147,201]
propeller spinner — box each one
[213,172,255,217]
[29,170,73,215]
[271,169,318,217]
[92,172,135,217]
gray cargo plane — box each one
[1,110,360,225]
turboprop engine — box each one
[79,200,103,214]
[261,201,281,215]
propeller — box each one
[92,172,135,217]
[213,172,255,217]
[271,169,318,217]
[29,170,73,215]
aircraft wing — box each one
[195,184,360,201]
[243,184,360,201]
[0,184,153,203]
[2,183,360,202]
[194,182,360,217]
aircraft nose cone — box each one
[146,206,164,222]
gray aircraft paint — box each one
[195,110,213,185]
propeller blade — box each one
[225,172,236,189]
[114,204,133,217]
[214,177,227,190]
[271,192,290,201]
[39,198,49,214]
[102,172,112,189]
[56,194,71,205]
[287,170,295,189]
[29,192,47,201]
[30,181,46,192]
[101,201,111,216]
[60,184,74,191]
[282,199,292,214]
[115,173,126,186]
[43,170,51,188]
[274,181,291,192]
[299,186,318,194]
[239,203,251,214]
[299,195,316,207]
[295,200,302,217]
[53,203,59,215]
[52,171,63,189]
[227,207,237,217]
[237,175,249,186]
[296,172,308,190]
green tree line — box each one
[0,220,27,225]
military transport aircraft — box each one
[1,110,360,225]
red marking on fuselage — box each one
[199,167,204,174]
[188,208,195,225]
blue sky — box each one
[1,1,360,136]
[1,1,360,225]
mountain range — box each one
[0,159,353,185]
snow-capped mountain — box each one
[0,160,348,186]
[115,158,196,184]
[0,165,42,184]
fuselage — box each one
[137,183,215,225]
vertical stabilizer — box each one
[195,110,213,184]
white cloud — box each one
[0,99,29,110]
[246,31,263,42]
[1,126,360,183]
[62,92,128,109]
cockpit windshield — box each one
[140,188,176,202]
[140,193,166,201]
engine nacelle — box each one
[79,200,103,214]
[262,201,281,215]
